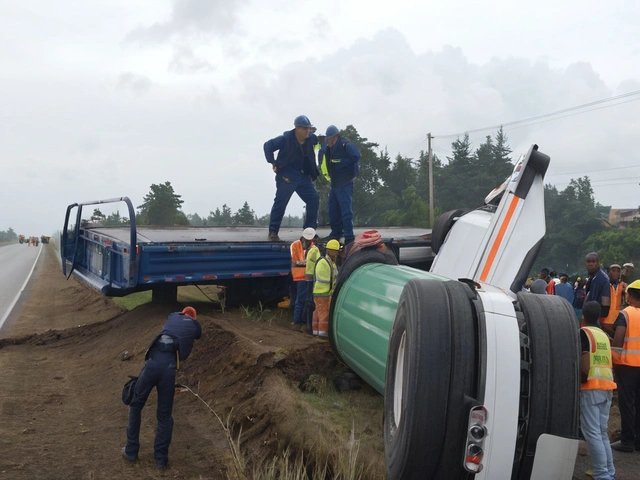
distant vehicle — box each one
[60,197,432,305]
[19,235,25,244]
[40,236,50,244]
[330,145,580,479]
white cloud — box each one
[1,0,639,236]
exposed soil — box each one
[0,245,637,479]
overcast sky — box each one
[2,0,639,237]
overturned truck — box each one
[329,145,580,479]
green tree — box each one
[187,213,205,226]
[534,177,607,276]
[90,208,106,222]
[435,134,474,211]
[381,185,430,227]
[104,211,129,226]
[137,181,186,226]
[0,228,18,242]
[233,202,256,225]
[208,205,233,226]
[492,126,512,168]
[583,223,640,268]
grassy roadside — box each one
[111,285,386,479]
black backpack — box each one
[121,375,139,405]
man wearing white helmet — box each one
[264,115,320,241]
[318,125,361,244]
[290,227,317,329]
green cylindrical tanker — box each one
[329,262,449,394]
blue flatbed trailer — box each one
[61,197,433,304]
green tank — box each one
[330,262,449,394]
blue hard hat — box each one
[294,115,312,128]
[326,125,339,137]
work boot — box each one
[268,231,280,241]
[610,440,634,452]
[121,447,137,462]
[156,458,168,469]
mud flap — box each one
[529,434,579,480]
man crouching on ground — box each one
[122,306,202,469]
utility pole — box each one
[428,133,434,227]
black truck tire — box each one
[384,279,477,480]
[430,209,464,254]
[513,292,580,478]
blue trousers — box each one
[269,172,319,233]
[614,364,640,447]
[125,357,176,464]
[580,390,615,480]
[328,182,354,243]
[293,280,310,324]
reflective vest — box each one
[612,306,640,366]
[313,255,338,296]
[290,240,308,282]
[305,245,321,281]
[580,327,616,391]
[319,148,331,182]
[601,282,626,326]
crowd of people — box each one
[525,254,639,480]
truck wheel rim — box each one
[393,330,406,425]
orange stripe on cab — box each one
[479,195,521,282]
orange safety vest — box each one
[601,282,626,326]
[580,327,616,391]
[290,240,308,282]
[612,306,640,367]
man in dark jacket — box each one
[263,115,320,241]
[318,125,361,244]
[122,307,202,469]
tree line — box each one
[81,125,639,277]
[0,228,17,243]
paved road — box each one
[0,242,42,329]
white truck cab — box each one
[330,145,580,480]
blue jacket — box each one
[146,312,202,362]
[320,136,361,187]
[264,130,319,180]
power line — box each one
[548,164,640,177]
[435,89,640,139]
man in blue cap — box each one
[318,125,361,244]
[263,115,320,241]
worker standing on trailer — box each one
[263,115,320,241]
[579,301,616,480]
[318,125,361,245]
[312,240,340,338]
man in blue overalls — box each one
[264,115,320,241]
[319,125,361,245]
[122,307,202,469]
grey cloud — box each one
[311,14,330,38]
[116,73,152,96]
[169,45,215,74]
[124,0,249,44]
[70,137,101,156]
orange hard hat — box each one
[182,306,197,319]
